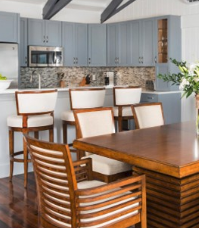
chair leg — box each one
[9,129,14,182]
[23,136,28,188]
[49,128,54,142]
[118,117,123,132]
[34,131,39,139]
[63,122,67,144]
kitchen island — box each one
[0,86,181,178]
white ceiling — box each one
[0,0,114,12]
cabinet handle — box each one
[147,96,154,100]
[141,57,143,64]
[76,57,78,64]
[138,57,140,63]
[73,57,76,64]
[154,56,157,63]
[88,58,91,64]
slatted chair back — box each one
[69,88,105,110]
[132,102,165,129]
[25,134,147,228]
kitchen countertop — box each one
[0,86,182,95]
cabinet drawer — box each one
[141,93,158,102]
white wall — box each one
[1,0,199,121]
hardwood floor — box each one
[0,172,38,228]
[0,173,136,228]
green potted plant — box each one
[158,58,199,134]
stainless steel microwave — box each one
[28,46,63,67]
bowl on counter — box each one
[0,80,12,90]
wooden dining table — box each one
[73,121,199,228]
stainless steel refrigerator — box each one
[0,43,19,88]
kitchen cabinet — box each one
[154,16,181,91]
[131,19,154,66]
[88,24,106,66]
[0,11,19,43]
[28,18,61,46]
[107,22,132,66]
[141,92,181,124]
[62,22,87,66]
[20,18,27,67]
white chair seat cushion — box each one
[7,114,53,128]
[47,179,138,228]
[113,106,133,117]
[61,110,75,122]
[83,154,132,175]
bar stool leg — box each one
[118,117,123,132]
[49,128,54,142]
[9,129,14,182]
[23,135,28,188]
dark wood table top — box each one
[73,121,199,178]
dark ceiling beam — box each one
[101,0,123,24]
[101,0,137,23]
[111,0,137,17]
[43,0,72,20]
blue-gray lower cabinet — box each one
[141,92,181,124]
[0,11,19,43]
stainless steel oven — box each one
[28,46,63,67]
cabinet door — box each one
[88,24,106,66]
[20,18,27,67]
[62,22,75,66]
[75,23,87,66]
[131,20,140,66]
[107,23,118,66]
[141,19,154,66]
[28,18,45,46]
[0,11,19,43]
[118,22,132,66]
[45,20,61,46]
[155,64,170,91]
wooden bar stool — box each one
[113,86,142,131]
[7,90,57,188]
[61,88,105,155]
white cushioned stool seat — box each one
[7,114,53,128]
[83,154,132,175]
[113,106,133,117]
[61,110,75,122]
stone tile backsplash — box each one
[20,67,155,89]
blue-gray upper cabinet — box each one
[28,18,61,46]
[0,11,19,43]
[131,20,140,66]
[139,19,155,66]
[107,22,132,66]
[62,22,87,66]
[20,18,27,67]
[88,24,106,66]
[154,16,181,91]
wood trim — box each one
[131,102,165,129]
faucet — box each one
[30,70,41,89]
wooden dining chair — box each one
[113,86,142,132]
[24,134,147,228]
[131,102,165,129]
[73,107,132,183]
[61,88,106,150]
[7,90,58,188]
